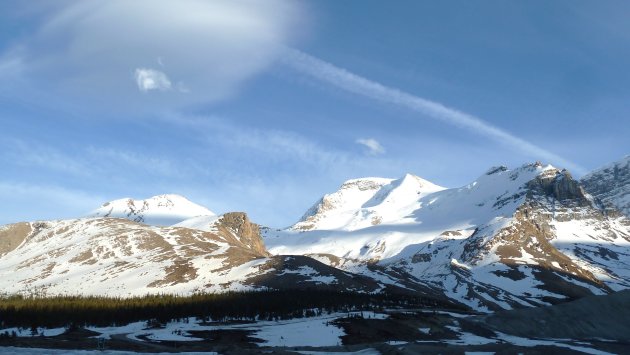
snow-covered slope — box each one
[265,163,630,311]
[292,174,444,232]
[3,160,630,312]
[0,213,383,297]
[581,155,630,217]
[266,165,546,261]
[87,194,215,226]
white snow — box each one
[495,332,615,355]
[385,340,408,345]
[442,325,614,354]
[87,194,215,226]
[552,217,630,290]
[253,316,344,347]
[267,165,552,263]
[84,314,349,347]
[263,163,630,310]
[173,214,221,232]
[0,217,273,297]
[291,174,444,232]
[87,322,148,340]
[1,162,629,315]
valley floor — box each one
[1,309,628,354]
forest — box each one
[0,290,458,330]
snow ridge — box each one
[87,194,215,226]
[265,163,630,311]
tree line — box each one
[0,289,454,329]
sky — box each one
[0,0,629,227]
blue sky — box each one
[0,0,628,227]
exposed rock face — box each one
[267,163,630,311]
[528,169,588,203]
[3,160,630,312]
[0,217,267,296]
[454,168,620,307]
[0,223,32,256]
[581,156,630,216]
[0,214,392,297]
[214,212,268,256]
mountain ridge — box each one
[1,159,629,314]
[265,162,630,311]
[87,194,215,226]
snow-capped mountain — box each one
[581,155,630,217]
[264,163,630,311]
[87,194,215,226]
[293,174,444,231]
[2,159,629,313]
[0,213,381,297]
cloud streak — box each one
[282,48,585,175]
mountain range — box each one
[1,156,629,312]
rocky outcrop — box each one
[581,156,630,217]
[527,169,588,203]
[0,222,32,256]
[215,212,268,256]
[463,168,613,300]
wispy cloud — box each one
[86,147,191,178]
[1,139,91,177]
[158,112,394,174]
[1,0,303,111]
[356,138,385,155]
[282,48,586,175]
[134,68,172,92]
[0,138,202,180]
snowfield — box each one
[87,194,215,226]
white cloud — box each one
[282,48,586,175]
[356,138,385,155]
[2,0,303,111]
[134,68,172,92]
[157,112,400,176]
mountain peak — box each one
[292,173,444,231]
[88,194,215,226]
[338,177,394,191]
[581,155,630,216]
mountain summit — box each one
[87,194,215,226]
[581,155,630,217]
[2,160,629,313]
[265,163,630,311]
[292,174,444,231]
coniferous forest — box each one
[0,290,457,330]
